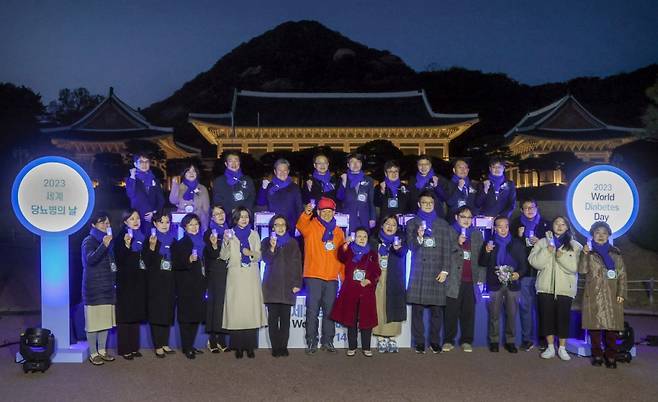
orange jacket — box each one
[296,212,345,281]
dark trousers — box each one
[488,287,519,344]
[411,304,443,347]
[117,323,140,355]
[537,293,572,340]
[519,277,538,343]
[150,324,170,349]
[304,278,338,346]
[208,332,228,349]
[267,303,292,350]
[590,330,618,360]
[230,329,258,350]
[347,327,372,350]
[179,322,199,352]
[445,282,476,345]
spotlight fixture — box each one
[19,328,54,373]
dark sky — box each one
[2,0,657,109]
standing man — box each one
[336,153,376,234]
[125,152,165,234]
[212,151,256,215]
[512,198,551,352]
[444,159,478,219]
[296,197,346,354]
[303,153,338,203]
[374,160,411,219]
[258,159,303,235]
[408,155,445,217]
[475,157,517,219]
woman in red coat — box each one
[331,227,381,357]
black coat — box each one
[369,236,407,323]
[258,183,304,236]
[475,180,517,218]
[261,237,303,305]
[302,174,338,203]
[478,237,528,292]
[374,183,412,220]
[211,174,256,214]
[407,175,445,218]
[511,217,551,277]
[81,234,116,306]
[114,228,147,323]
[143,239,176,326]
[172,236,209,323]
[203,229,228,332]
[443,178,479,218]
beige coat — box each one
[577,247,627,331]
[220,230,267,330]
[169,182,210,230]
[528,238,581,298]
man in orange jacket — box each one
[297,197,345,354]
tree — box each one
[355,140,404,179]
[641,76,658,140]
[52,87,103,125]
[91,152,127,187]
[0,83,44,151]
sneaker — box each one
[442,343,454,352]
[346,349,356,357]
[362,350,373,357]
[387,340,399,353]
[207,339,219,353]
[321,342,336,353]
[305,344,317,355]
[541,345,555,359]
[415,344,426,354]
[521,341,534,352]
[377,338,388,353]
[98,351,115,361]
[461,343,473,353]
[504,343,518,354]
[162,346,176,354]
[429,344,441,354]
[557,346,571,361]
[89,354,104,365]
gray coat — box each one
[446,229,486,299]
[405,217,451,306]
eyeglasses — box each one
[212,212,225,217]
[458,215,473,219]
[272,223,287,228]
[419,201,434,206]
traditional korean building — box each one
[188,89,479,159]
[42,87,197,169]
[504,95,642,187]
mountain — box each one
[142,20,658,156]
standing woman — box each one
[205,205,230,353]
[261,215,303,357]
[221,206,267,359]
[370,215,407,353]
[578,221,627,368]
[172,213,214,359]
[169,164,210,231]
[332,227,381,356]
[81,211,117,365]
[143,211,177,358]
[528,216,581,361]
[114,209,148,360]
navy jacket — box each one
[212,174,256,215]
[407,175,446,218]
[81,235,116,306]
[443,178,479,218]
[125,175,165,220]
[475,180,517,218]
[302,174,338,204]
[258,182,303,235]
[478,237,528,292]
[374,183,412,219]
[336,175,376,233]
[511,217,551,277]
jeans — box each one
[304,278,338,346]
[519,277,537,343]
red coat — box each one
[330,247,381,329]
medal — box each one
[463,250,471,261]
[353,269,366,281]
[110,262,117,272]
[325,241,335,251]
[458,200,466,207]
[160,259,171,271]
[184,205,194,213]
[607,269,617,279]
[423,237,435,247]
[233,191,244,201]
[380,256,388,269]
[388,198,398,208]
[357,193,367,202]
[139,259,146,270]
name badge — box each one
[353,269,366,281]
[325,241,335,251]
[160,259,171,271]
[607,269,617,279]
[423,237,435,248]
[184,205,194,213]
[139,259,146,270]
[463,251,471,261]
[380,256,389,269]
[233,191,244,201]
[110,262,117,272]
[387,198,398,208]
[457,200,466,207]
[357,193,367,202]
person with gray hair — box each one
[257,158,303,235]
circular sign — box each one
[566,165,639,239]
[11,156,95,236]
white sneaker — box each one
[541,345,555,359]
[557,346,571,361]
[442,343,454,352]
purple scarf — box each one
[182,178,198,201]
[135,169,155,190]
[347,171,365,189]
[488,173,505,193]
[349,242,370,263]
[269,176,292,195]
[209,219,228,238]
[417,209,438,236]
[225,168,243,186]
[520,213,541,238]
[271,231,292,248]
[378,230,396,256]
[90,227,114,261]
[451,174,470,196]
[385,177,401,197]
[452,221,474,240]
[187,231,206,256]
[126,226,146,252]
[319,217,337,242]
[156,229,175,260]
[415,169,436,189]
[233,225,252,265]
[553,233,566,251]
[494,233,514,267]
[591,241,615,270]
[313,170,334,192]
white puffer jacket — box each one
[528,237,582,298]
